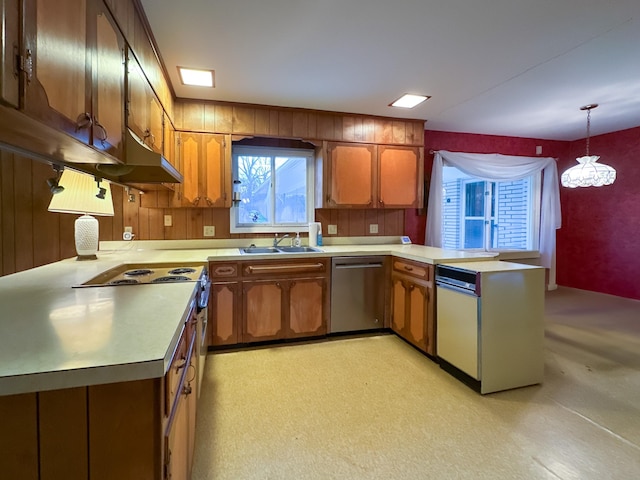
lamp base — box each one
[75,214,99,260]
[76,254,98,261]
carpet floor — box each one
[192,287,640,479]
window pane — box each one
[464,220,484,248]
[465,182,485,217]
[274,156,307,223]
[237,155,272,224]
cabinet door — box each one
[23,0,91,142]
[326,142,377,207]
[1,0,20,108]
[210,282,240,346]
[242,280,284,342]
[127,49,163,154]
[406,281,428,351]
[92,1,124,157]
[378,145,422,208]
[288,277,326,338]
[390,274,408,334]
[177,132,228,207]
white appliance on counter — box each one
[436,261,545,394]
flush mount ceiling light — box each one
[389,94,430,109]
[178,67,215,87]
[561,104,616,188]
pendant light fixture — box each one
[560,104,616,188]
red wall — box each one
[557,126,640,300]
[407,126,640,300]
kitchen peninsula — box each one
[0,241,543,479]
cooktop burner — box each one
[151,275,191,283]
[168,267,196,275]
[109,279,140,285]
[124,269,154,277]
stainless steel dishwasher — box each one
[330,256,387,333]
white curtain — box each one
[425,150,561,287]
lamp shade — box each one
[560,155,617,188]
[48,169,115,216]
[48,169,114,260]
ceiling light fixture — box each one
[178,67,215,87]
[390,94,430,109]
[561,104,616,188]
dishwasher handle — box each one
[436,280,479,297]
[334,262,384,269]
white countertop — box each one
[0,240,530,396]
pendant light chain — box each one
[585,107,591,156]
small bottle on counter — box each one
[293,232,301,247]
[316,225,323,246]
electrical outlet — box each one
[328,224,337,235]
[369,224,379,234]
[204,226,215,237]
[164,215,172,227]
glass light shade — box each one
[560,155,616,188]
[48,169,114,259]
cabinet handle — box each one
[247,263,324,274]
[192,196,201,206]
[76,112,92,131]
[93,117,108,146]
[143,129,155,147]
[19,49,33,83]
[182,384,192,396]
[205,197,214,206]
[404,266,414,271]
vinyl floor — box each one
[192,287,640,479]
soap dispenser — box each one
[293,232,301,247]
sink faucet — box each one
[273,233,291,247]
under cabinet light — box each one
[390,94,430,108]
[178,67,215,87]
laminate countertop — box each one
[0,241,518,396]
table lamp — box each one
[48,168,115,260]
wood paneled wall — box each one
[0,152,404,277]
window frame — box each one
[443,169,541,252]
[230,145,315,234]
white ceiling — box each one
[139,0,640,141]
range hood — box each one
[95,129,183,184]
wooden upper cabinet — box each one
[325,142,377,207]
[92,0,125,158]
[126,49,163,154]
[320,142,423,209]
[176,132,230,207]
[23,0,91,142]
[1,0,20,108]
[22,0,125,156]
[378,145,423,208]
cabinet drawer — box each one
[210,262,239,279]
[392,259,432,281]
[241,258,329,278]
[165,324,188,414]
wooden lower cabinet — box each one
[209,258,329,346]
[0,317,198,480]
[390,259,435,355]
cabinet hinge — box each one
[17,49,33,83]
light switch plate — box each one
[328,224,337,235]
[204,226,215,237]
[369,224,378,234]
[164,215,172,227]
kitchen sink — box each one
[276,246,323,253]
[239,246,324,254]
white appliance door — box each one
[436,285,479,379]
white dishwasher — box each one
[436,261,545,394]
